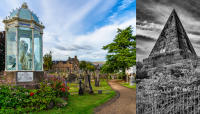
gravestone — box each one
[67,74,77,83]
[78,78,84,95]
[88,74,94,94]
[95,65,100,87]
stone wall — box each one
[143,50,197,69]
[1,71,44,89]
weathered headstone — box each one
[88,74,94,94]
[78,79,84,95]
[95,64,100,87]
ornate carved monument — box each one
[143,9,197,68]
[3,3,44,87]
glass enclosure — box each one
[4,3,44,71]
[18,27,32,70]
[34,30,42,70]
[6,26,43,71]
[6,27,17,70]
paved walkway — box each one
[95,80,136,114]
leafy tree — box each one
[102,26,136,80]
[79,61,95,73]
[43,51,53,71]
[79,61,87,72]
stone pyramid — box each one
[143,9,197,67]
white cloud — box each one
[137,20,163,39]
[45,17,136,61]
[119,0,135,10]
[0,0,136,62]
[39,0,136,61]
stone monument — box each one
[95,64,100,87]
[3,3,44,88]
[143,9,197,69]
[78,78,84,95]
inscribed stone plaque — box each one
[17,72,33,82]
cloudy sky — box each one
[137,0,200,61]
[0,0,136,61]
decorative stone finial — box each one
[22,2,28,9]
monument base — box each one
[3,71,44,89]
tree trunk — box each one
[122,68,126,81]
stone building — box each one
[52,56,79,73]
[143,9,197,68]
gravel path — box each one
[95,80,136,114]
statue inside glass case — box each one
[19,39,32,70]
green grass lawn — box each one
[68,79,112,93]
[33,80,115,114]
[120,81,136,89]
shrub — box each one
[0,74,70,113]
[27,82,56,111]
[0,80,69,113]
[47,77,69,99]
[0,85,30,109]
